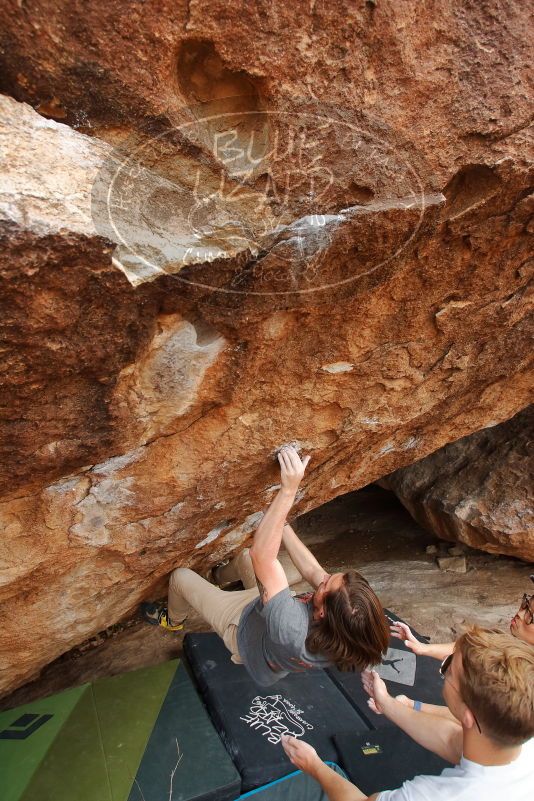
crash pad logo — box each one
[0,713,53,740]
[240,695,314,745]
[376,647,416,686]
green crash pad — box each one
[0,659,240,801]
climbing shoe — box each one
[140,601,184,631]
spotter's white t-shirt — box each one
[377,738,534,801]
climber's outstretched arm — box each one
[250,446,310,603]
[282,523,327,590]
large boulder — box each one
[0,1,532,695]
[383,406,534,561]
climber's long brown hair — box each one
[306,570,389,671]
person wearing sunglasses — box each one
[389,576,534,719]
[281,626,534,800]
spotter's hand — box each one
[389,620,426,655]
[361,668,391,715]
[281,735,320,773]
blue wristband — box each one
[413,700,422,711]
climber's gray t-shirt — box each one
[236,587,332,686]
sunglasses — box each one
[519,594,534,625]
[439,653,482,734]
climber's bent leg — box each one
[214,548,302,593]
[213,548,258,590]
[168,567,259,662]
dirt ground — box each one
[1,486,531,711]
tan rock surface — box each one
[0,2,533,695]
[383,406,534,561]
[1,1,532,151]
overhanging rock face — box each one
[0,1,533,695]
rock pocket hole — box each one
[346,181,375,205]
[176,39,262,113]
[442,164,502,221]
[175,39,268,174]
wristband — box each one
[413,700,422,711]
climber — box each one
[388,575,534,718]
[282,626,534,800]
[141,444,389,686]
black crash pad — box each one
[183,633,370,792]
[127,661,241,801]
[334,729,452,796]
[236,764,347,800]
[327,610,446,730]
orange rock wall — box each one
[0,0,532,695]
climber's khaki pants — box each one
[168,559,259,664]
